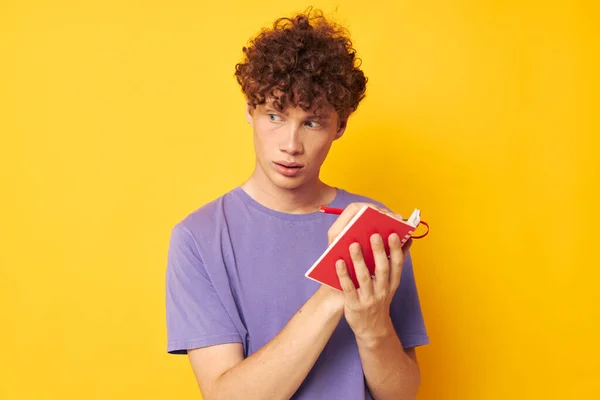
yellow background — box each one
[1,1,598,399]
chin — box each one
[270,177,306,191]
[267,172,311,191]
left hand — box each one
[336,230,413,342]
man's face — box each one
[246,99,347,191]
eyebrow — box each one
[265,107,283,113]
[308,113,330,119]
[264,106,330,119]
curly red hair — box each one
[234,9,367,119]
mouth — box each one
[273,161,304,177]
[274,162,303,168]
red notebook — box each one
[305,206,427,291]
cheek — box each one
[253,121,275,146]
[307,137,334,162]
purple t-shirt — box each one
[166,186,429,399]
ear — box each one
[245,103,254,125]
[334,116,348,140]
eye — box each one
[305,120,322,128]
[268,114,282,122]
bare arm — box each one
[188,285,344,400]
[357,329,421,400]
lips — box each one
[273,161,304,177]
[275,161,303,168]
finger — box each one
[388,233,405,291]
[349,242,374,298]
[336,260,359,303]
[403,238,413,256]
[371,204,389,213]
[371,204,397,216]
[371,233,390,293]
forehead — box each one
[262,99,335,117]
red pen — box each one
[318,206,344,214]
[320,205,411,223]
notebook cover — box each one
[305,206,416,291]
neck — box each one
[241,165,336,214]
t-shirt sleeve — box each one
[165,223,242,354]
[390,251,430,349]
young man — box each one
[166,10,429,400]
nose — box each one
[280,124,304,155]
